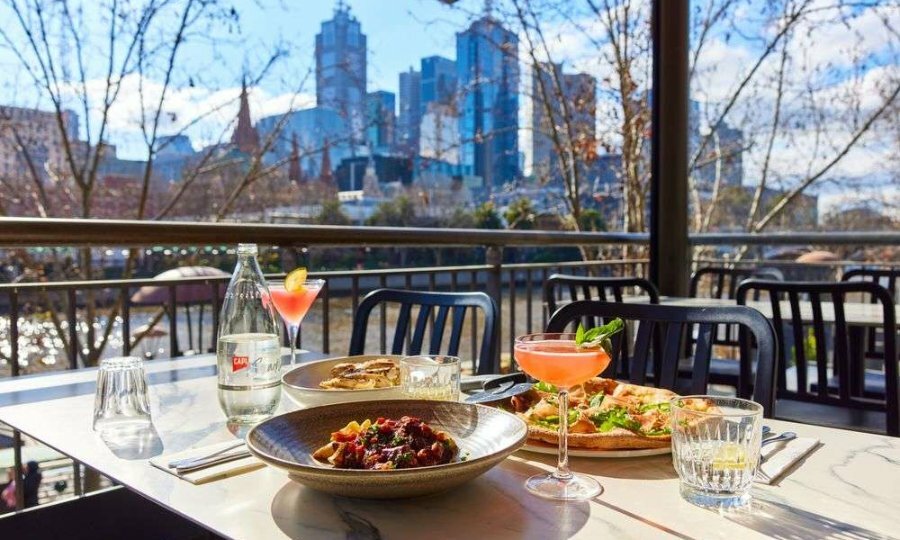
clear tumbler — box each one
[671,396,763,508]
[93,356,153,440]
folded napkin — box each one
[149,440,264,484]
[755,437,820,485]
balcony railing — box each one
[0,217,897,512]
[1,217,896,374]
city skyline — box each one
[0,0,895,219]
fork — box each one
[167,440,245,469]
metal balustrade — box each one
[0,216,897,513]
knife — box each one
[465,373,534,404]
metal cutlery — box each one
[168,440,245,469]
[464,372,533,404]
[173,448,252,473]
[759,431,797,464]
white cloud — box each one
[60,74,314,159]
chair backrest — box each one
[546,301,778,417]
[348,288,499,374]
[736,279,898,436]
[841,267,899,361]
[842,267,899,301]
[690,266,784,299]
[543,274,660,319]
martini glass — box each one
[268,279,325,367]
[514,332,611,500]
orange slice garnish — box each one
[285,267,308,293]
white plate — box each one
[520,440,671,458]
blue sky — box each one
[0,0,895,216]
[176,0,473,100]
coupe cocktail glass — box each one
[268,279,325,367]
[514,333,611,500]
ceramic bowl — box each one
[246,399,528,498]
[281,355,405,408]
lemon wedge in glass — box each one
[284,267,308,293]
[712,442,748,471]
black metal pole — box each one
[650,0,690,296]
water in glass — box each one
[671,396,763,508]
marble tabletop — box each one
[1,356,899,539]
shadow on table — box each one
[522,451,678,481]
[100,425,164,459]
[270,459,591,540]
[719,498,892,540]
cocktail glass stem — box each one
[287,324,299,366]
[554,388,572,481]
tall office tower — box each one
[365,91,396,153]
[315,2,367,144]
[419,102,460,165]
[397,68,422,156]
[694,123,744,191]
[0,106,79,181]
[421,55,458,114]
[456,15,519,190]
[531,62,597,183]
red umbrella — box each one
[130,266,229,305]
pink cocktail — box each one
[270,286,320,326]
[514,333,611,501]
[268,279,324,366]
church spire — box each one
[231,78,260,154]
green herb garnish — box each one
[589,406,641,433]
[575,319,625,352]
[533,381,558,393]
[642,427,672,436]
[638,402,671,413]
[588,392,605,408]
[533,409,579,428]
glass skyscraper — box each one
[397,68,422,156]
[366,91,396,154]
[421,55,458,114]
[456,16,519,190]
[315,4,367,144]
[532,62,597,184]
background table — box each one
[626,295,897,396]
[1,355,898,539]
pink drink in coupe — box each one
[268,271,324,366]
[270,286,320,326]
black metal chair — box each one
[736,280,898,436]
[348,288,499,374]
[842,267,899,298]
[689,266,784,300]
[543,274,659,318]
[543,274,659,379]
[842,267,899,370]
[546,301,778,417]
[686,266,784,388]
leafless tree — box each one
[0,0,313,369]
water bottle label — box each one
[232,355,250,372]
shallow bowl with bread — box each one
[281,355,405,408]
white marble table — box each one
[1,357,899,539]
